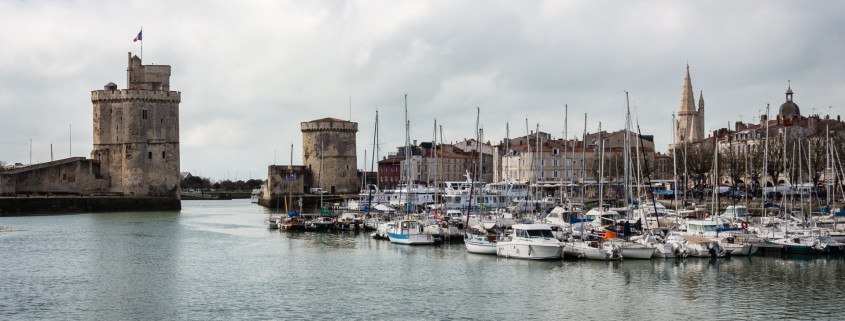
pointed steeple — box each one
[681,64,696,112]
[698,90,705,111]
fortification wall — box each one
[262,165,313,202]
[0,158,109,196]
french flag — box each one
[133,30,142,42]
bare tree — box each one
[720,143,744,190]
[766,132,786,187]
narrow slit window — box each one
[148,152,152,159]
[162,151,166,159]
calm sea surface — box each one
[2,199,845,320]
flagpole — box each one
[140,26,143,61]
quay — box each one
[0,196,180,215]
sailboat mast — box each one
[404,94,410,214]
[581,114,587,213]
[464,108,480,230]
[367,111,378,214]
[625,92,631,213]
[439,125,444,213]
[288,144,293,214]
[599,122,604,208]
[672,113,679,218]
[563,105,568,204]
[762,104,770,216]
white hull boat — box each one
[496,224,562,259]
[465,233,498,254]
[563,240,621,260]
[387,220,434,245]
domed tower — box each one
[779,84,800,116]
[90,52,181,197]
[301,118,358,194]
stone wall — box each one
[0,158,109,196]
[262,165,313,203]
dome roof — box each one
[779,101,800,115]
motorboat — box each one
[765,235,845,254]
[387,220,435,245]
[496,224,563,259]
[563,239,621,260]
[665,234,725,258]
[605,238,655,259]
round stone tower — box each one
[90,52,181,197]
[301,118,358,194]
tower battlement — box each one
[91,89,181,103]
[300,118,358,132]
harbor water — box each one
[2,199,844,320]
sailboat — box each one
[387,94,434,245]
[562,114,622,260]
[279,144,306,231]
[464,108,500,254]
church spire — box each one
[681,64,696,112]
[698,90,705,111]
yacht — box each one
[496,224,563,259]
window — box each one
[162,151,166,159]
[148,152,152,159]
[521,171,526,178]
[142,110,147,119]
[553,159,559,166]
[553,149,559,155]
[553,171,559,178]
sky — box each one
[1,0,844,181]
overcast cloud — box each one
[1,0,844,181]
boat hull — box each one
[388,233,434,245]
[465,240,497,254]
[563,243,613,260]
[620,247,656,260]
[497,243,561,259]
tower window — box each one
[148,152,152,159]
[142,110,148,119]
[162,151,166,159]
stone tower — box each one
[90,52,181,197]
[676,65,705,144]
[301,118,358,194]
